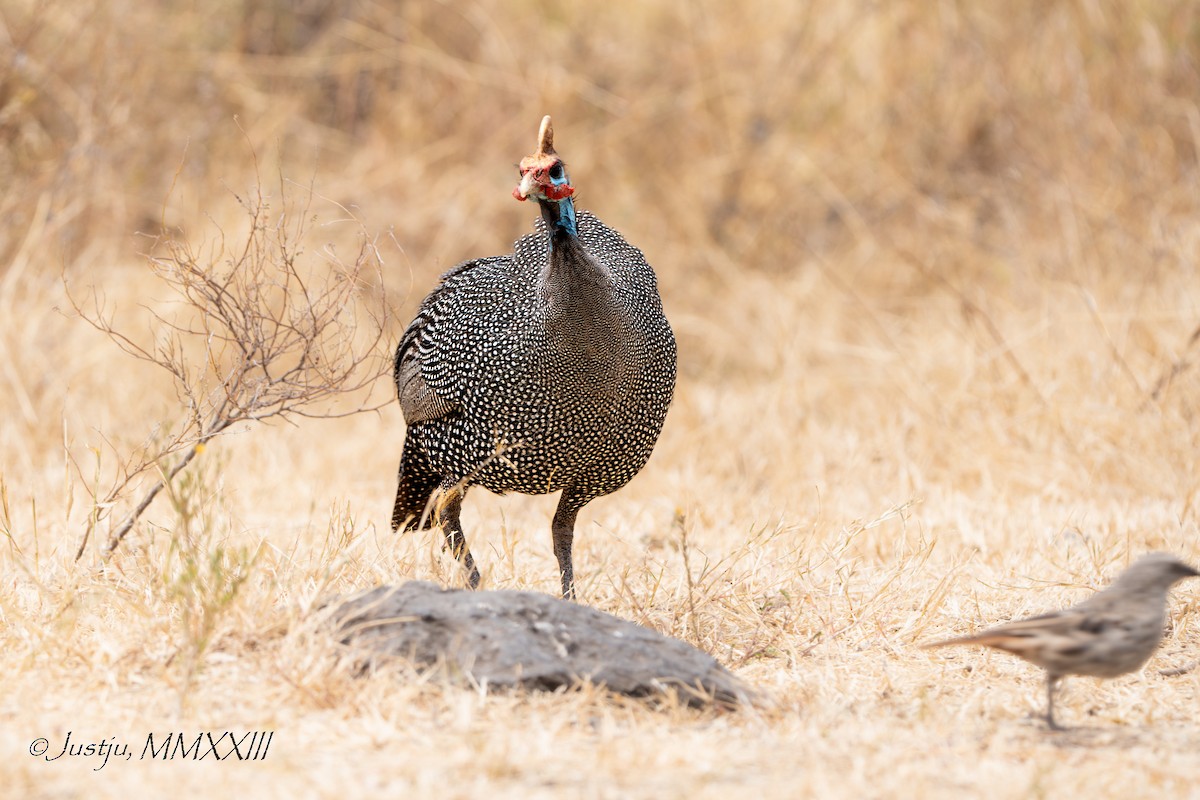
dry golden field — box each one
[4,1,1200,797]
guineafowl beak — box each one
[514,170,541,201]
[513,156,575,203]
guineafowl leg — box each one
[551,493,588,600]
[435,484,481,589]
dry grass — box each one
[4,0,1200,797]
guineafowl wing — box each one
[394,255,522,426]
[395,347,457,425]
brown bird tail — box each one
[923,631,1022,648]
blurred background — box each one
[3,0,1200,552]
[6,1,1196,277]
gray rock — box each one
[325,581,751,708]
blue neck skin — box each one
[548,171,577,237]
[553,196,577,237]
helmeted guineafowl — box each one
[391,115,676,599]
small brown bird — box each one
[924,552,1200,730]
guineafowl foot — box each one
[558,565,574,600]
[455,552,481,590]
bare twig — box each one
[1147,322,1200,402]
[69,167,392,560]
[891,247,1087,467]
[1158,659,1199,678]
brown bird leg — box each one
[551,494,585,600]
[1046,674,1064,731]
[436,484,480,589]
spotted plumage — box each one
[391,116,676,599]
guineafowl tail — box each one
[391,445,441,531]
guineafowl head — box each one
[513,116,578,236]
[513,116,574,202]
